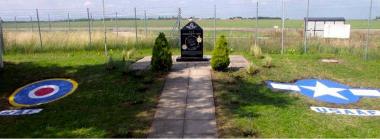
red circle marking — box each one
[35,87,55,96]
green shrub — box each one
[151,32,172,71]
[246,62,259,75]
[211,35,230,71]
[250,45,263,59]
[263,55,273,68]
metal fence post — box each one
[102,0,108,56]
[67,12,71,32]
[214,5,216,47]
[30,16,34,33]
[0,17,4,69]
[90,14,94,30]
[115,12,118,39]
[134,7,138,46]
[303,0,310,54]
[365,0,373,60]
[255,1,258,47]
[48,14,52,32]
[14,16,18,31]
[178,8,181,48]
[14,16,17,47]
[36,9,43,48]
[144,10,147,37]
[87,8,92,48]
[281,0,285,54]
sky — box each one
[0,0,379,21]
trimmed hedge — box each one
[211,35,230,71]
[151,32,172,71]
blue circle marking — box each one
[295,79,360,104]
[9,79,78,107]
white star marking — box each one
[301,81,348,100]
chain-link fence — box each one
[0,0,379,60]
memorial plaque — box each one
[176,21,208,61]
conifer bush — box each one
[211,35,230,71]
[151,32,172,71]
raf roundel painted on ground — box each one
[8,79,78,107]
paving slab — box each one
[228,55,249,69]
[154,108,185,119]
[190,75,212,82]
[165,77,189,84]
[185,107,216,120]
[188,89,213,98]
[167,70,190,78]
[160,88,188,99]
[130,56,151,71]
[190,69,211,77]
[184,119,217,135]
[163,81,188,90]
[157,97,186,108]
[149,119,184,137]
[189,82,213,90]
[190,79,212,86]
[172,63,188,71]
[187,98,215,108]
[183,134,217,138]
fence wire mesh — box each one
[0,0,379,60]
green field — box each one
[3,19,380,30]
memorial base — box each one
[176,57,209,62]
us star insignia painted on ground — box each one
[266,79,380,116]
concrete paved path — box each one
[131,55,249,138]
[130,55,248,71]
[130,56,151,71]
[148,61,217,138]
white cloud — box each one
[84,0,92,7]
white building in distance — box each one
[305,17,351,39]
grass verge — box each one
[0,50,165,137]
[213,53,380,137]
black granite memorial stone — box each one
[176,21,208,62]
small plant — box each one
[106,56,116,70]
[250,45,263,59]
[122,49,135,62]
[122,49,127,62]
[123,61,132,74]
[127,49,135,60]
[151,32,172,71]
[262,55,273,68]
[246,62,259,75]
[211,35,230,71]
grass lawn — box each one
[0,50,165,137]
[213,53,380,137]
